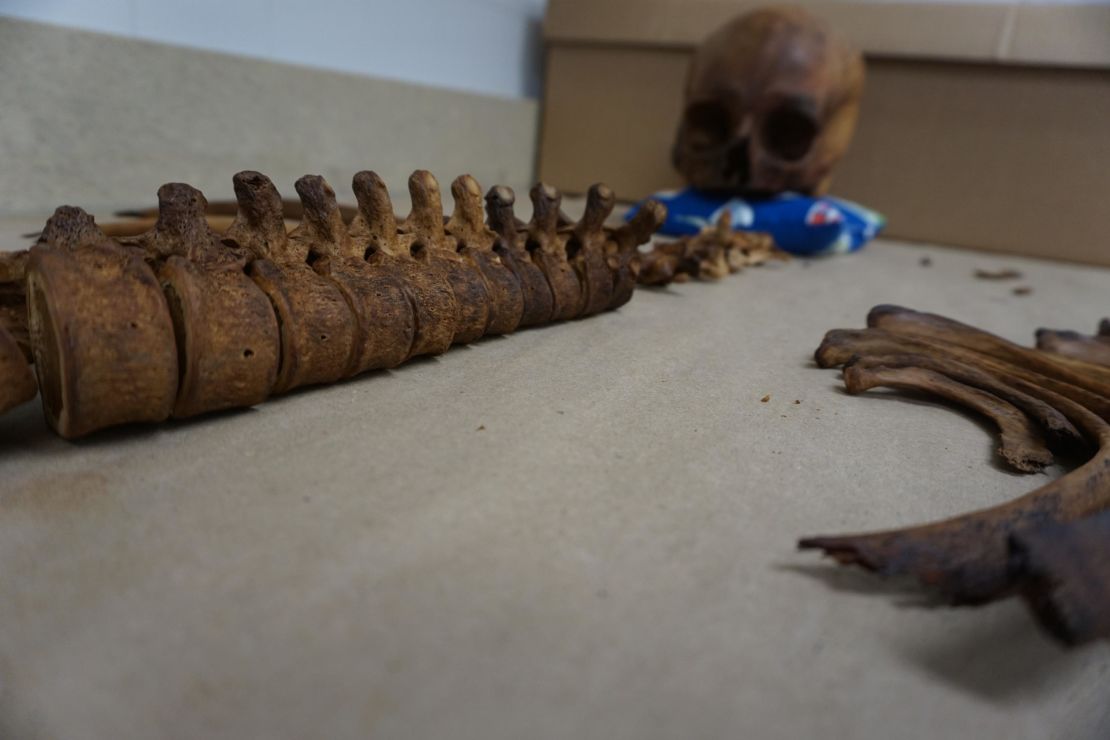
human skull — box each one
[672,7,864,196]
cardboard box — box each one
[539,1,1110,265]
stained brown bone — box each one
[673,6,864,195]
[0,322,36,415]
[348,171,457,358]
[405,170,490,345]
[564,183,617,318]
[19,174,664,439]
[445,175,524,336]
[846,352,1085,455]
[0,250,30,362]
[606,200,668,311]
[309,177,415,374]
[145,184,280,417]
[1035,327,1110,368]
[26,206,179,437]
[638,211,783,286]
[485,186,554,328]
[527,183,582,322]
[231,173,358,393]
[1010,509,1110,645]
[815,327,1110,424]
[868,305,1110,400]
[802,313,1110,607]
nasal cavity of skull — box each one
[762,104,818,161]
[684,101,733,149]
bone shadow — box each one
[778,562,941,606]
[781,561,1097,702]
[634,285,685,297]
[891,601,1097,703]
[830,384,1050,478]
[0,325,565,455]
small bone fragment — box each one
[974,268,1022,280]
[638,211,783,286]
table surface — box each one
[2,213,1109,740]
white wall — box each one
[0,0,548,100]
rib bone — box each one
[802,306,1110,644]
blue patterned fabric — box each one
[626,187,885,256]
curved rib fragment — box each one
[847,352,1085,455]
[867,305,1110,399]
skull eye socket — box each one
[682,101,733,149]
[761,104,819,161]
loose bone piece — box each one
[14,170,662,438]
[802,305,1110,644]
[638,211,784,286]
